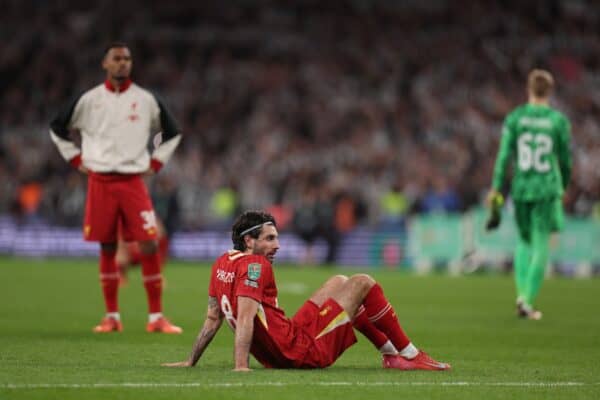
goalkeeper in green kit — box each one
[487,69,572,320]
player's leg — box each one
[523,227,549,308]
[94,241,123,332]
[138,239,162,317]
[156,221,169,270]
[513,201,532,307]
[333,274,415,357]
[115,238,131,286]
[138,239,175,330]
[522,199,556,317]
[304,275,393,353]
[306,274,348,307]
[119,176,181,333]
[353,305,397,354]
[85,175,122,332]
[120,241,143,285]
[514,240,530,303]
[333,274,450,370]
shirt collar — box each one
[104,78,132,93]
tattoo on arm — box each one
[208,296,219,317]
[188,297,223,366]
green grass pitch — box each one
[1,257,600,400]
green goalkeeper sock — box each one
[524,228,550,307]
[514,238,531,301]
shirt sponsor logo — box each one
[216,269,235,283]
[244,279,259,288]
[248,263,261,281]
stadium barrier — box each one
[1,211,598,276]
[410,207,600,277]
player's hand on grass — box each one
[161,360,192,367]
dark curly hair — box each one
[103,41,129,57]
[231,211,277,251]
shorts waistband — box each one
[88,171,142,181]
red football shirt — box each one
[208,250,313,368]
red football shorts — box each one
[84,172,158,243]
[291,298,357,368]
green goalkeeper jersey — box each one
[492,103,572,201]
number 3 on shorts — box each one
[140,210,157,230]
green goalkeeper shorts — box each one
[514,198,564,243]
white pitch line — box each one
[1,381,596,389]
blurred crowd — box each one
[1,0,599,236]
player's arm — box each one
[148,94,182,174]
[233,296,259,372]
[485,117,514,230]
[49,92,87,173]
[490,117,514,196]
[162,296,223,367]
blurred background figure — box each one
[48,42,182,334]
[418,177,461,214]
[292,187,320,265]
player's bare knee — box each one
[329,275,349,286]
[350,274,376,289]
[335,275,375,317]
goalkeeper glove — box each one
[485,192,504,231]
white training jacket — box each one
[49,79,181,174]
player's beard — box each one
[253,245,276,263]
[113,73,129,82]
[112,66,130,82]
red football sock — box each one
[363,283,410,351]
[353,305,389,349]
[99,249,119,313]
[157,236,169,271]
[141,252,162,313]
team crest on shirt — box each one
[128,102,139,122]
[247,263,261,281]
[319,305,332,317]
